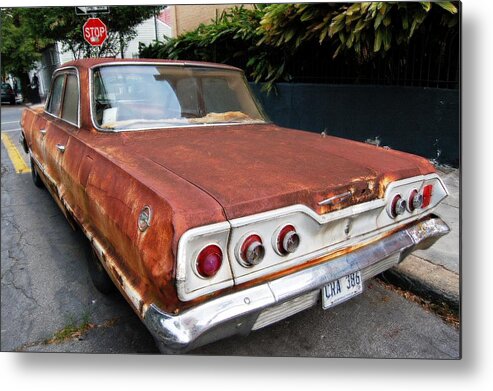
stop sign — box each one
[83,18,108,47]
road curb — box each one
[381,254,460,311]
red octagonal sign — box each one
[83,18,108,47]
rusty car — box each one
[19,58,449,353]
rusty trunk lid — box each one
[102,123,435,219]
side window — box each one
[47,75,65,116]
[61,75,79,125]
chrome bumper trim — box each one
[144,215,449,354]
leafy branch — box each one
[139,2,459,91]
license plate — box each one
[322,271,363,310]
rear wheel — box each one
[86,246,114,295]
[30,158,44,188]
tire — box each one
[10,96,15,105]
[30,158,44,188]
[86,246,115,295]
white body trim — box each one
[176,173,448,301]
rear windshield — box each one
[91,64,268,131]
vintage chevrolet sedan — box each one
[20,58,449,353]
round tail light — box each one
[275,225,300,255]
[408,189,423,212]
[196,245,223,278]
[239,234,265,267]
[389,194,406,218]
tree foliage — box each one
[140,5,287,92]
[21,6,163,59]
[1,5,163,78]
[258,2,458,60]
[139,2,459,91]
[1,9,50,76]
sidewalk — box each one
[383,166,460,310]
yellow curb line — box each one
[1,132,31,174]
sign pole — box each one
[91,12,96,58]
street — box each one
[1,104,459,358]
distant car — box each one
[19,58,449,353]
[1,82,16,105]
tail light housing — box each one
[274,225,300,255]
[195,245,223,278]
[422,184,433,208]
[388,194,406,218]
[238,234,265,267]
[408,189,423,212]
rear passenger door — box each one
[28,75,67,172]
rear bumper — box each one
[144,215,449,354]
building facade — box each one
[165,4,253,37]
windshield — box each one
[92,64,268,131]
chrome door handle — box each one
[56,144,66,153]
[40,129,47,137]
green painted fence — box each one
[251,83,459,167]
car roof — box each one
[59,58,242,72]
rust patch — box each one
[81,117,435,223]
[78,155,94,188]
[111,265,124,287]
